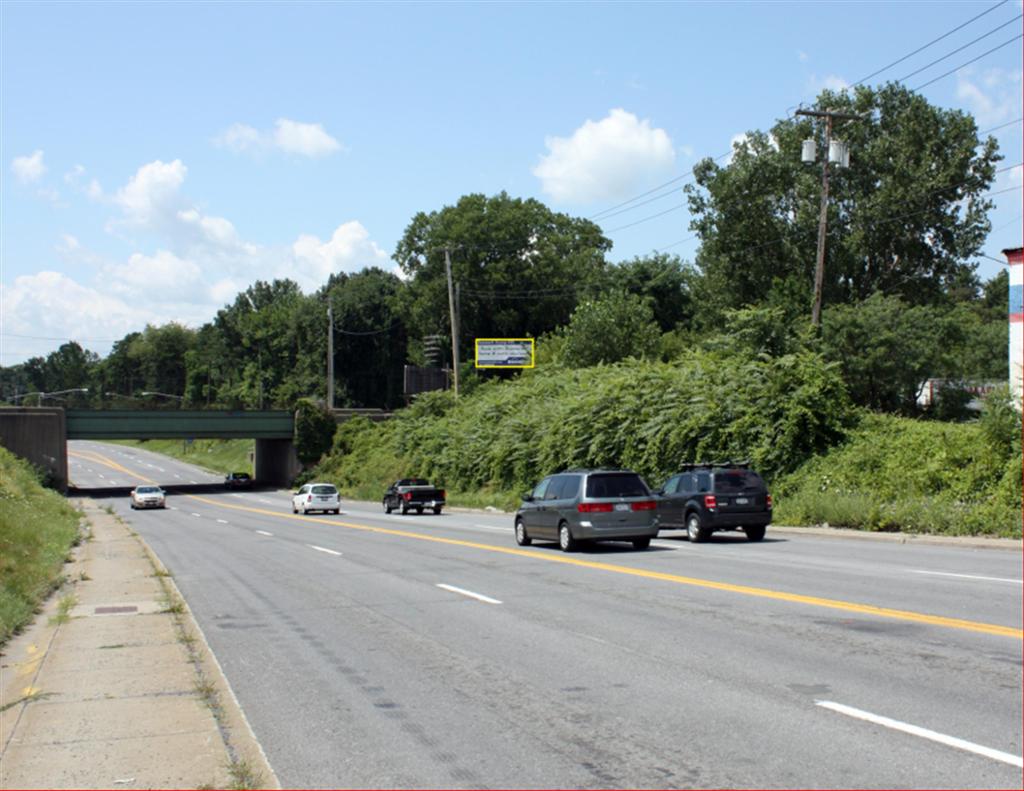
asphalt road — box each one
[69,440,1023,789]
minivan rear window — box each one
[714,471,763,492]
[585,473,649,498]
[312,485,338,495]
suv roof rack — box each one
[677,459,751,470]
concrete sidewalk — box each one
[0,500,278,790]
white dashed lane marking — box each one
[436,584,502,604]
[308,545,342,556]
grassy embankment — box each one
[107,439,253,476]
[0,447,83,644]
[308,357,1021,538]
[773,412,1021,537]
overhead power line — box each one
[852,0,1009,86]
[912,33,1023,91]
[895,13,1022,83]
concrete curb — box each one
[0,500,279,790]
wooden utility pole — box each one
[327,305,335,409]
[796,108,863,327]
[444,248,460,397]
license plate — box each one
[614,503,629,511]
[736,497,749,505]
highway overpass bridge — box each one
[0,407,299,491]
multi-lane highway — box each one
[69,440,1023,789]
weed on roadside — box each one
[0,689,56,712]
[161,595,186,615]
[48,593,78,625]
[226,759,264,790]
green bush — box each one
[773,411,1021,537]
[311,349,855,508]
[0,447,82,644]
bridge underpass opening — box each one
[0,409,300,491]
[66,410,300,490]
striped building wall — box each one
[1007,247,1023,405]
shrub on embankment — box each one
[315,349,855,509]
[772,399,1022,538]
[0,447,82,644]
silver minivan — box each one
[514,470,659,551]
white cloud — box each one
[56,233,80,254]
[214,118,343,158]
[86,179,104,201]
[957,67,1023,127]
[214,123,263,154]
[114,159,187,227]
[679,144,695,158]
[103,249,206,303]
[273,119,342,157]
[533,108,676,203]
[291,221,388,284]
[1,156,392,364]
[2,271,151,350]
[798,51,809,63]
[11,150,46,184]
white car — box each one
[130,485,166,509]
[292,483,340,514]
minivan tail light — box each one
[577,503,614,513]
[766,494,772,509]
[631,500,657,511]
[704,494,717,509]
[307,494,313,502]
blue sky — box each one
[2,0,1022,365]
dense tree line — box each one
[0,85,1010,418]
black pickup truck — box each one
[383,478,447,515]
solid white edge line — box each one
[816,700,1023,768]
[308,544,342,556]
[256,530,273,536]
[910,569,1022,584]
[436,583,502,604]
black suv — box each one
[654,462,771,542]
[224,472,252,489]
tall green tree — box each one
[321,267,409,409]
[685,83,1000,325]
[556,291,661,368]
[606,253,696,332]
[394,192,611,364]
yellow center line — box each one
[68,447,1020,640]
[184,494,1024,640]
[69,450,156,483]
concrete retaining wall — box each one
[0,407,68,491]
